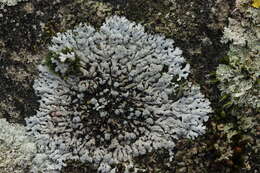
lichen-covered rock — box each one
[216,0,260,108]
[26,16,212,172]
[0,118,36,173]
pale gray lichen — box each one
[0,0,27,7]
[0,118,36,173]
[217,0,260,108]
[216,47,260,108]
[26,16,212,172]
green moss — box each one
[64,54,81,76]
[44,51,60,75]
[44,49,81,79]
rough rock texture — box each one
[0,49,39,123]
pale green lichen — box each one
[216,0,260,108]
[216,47,260,108]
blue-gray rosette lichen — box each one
[26,16,212,172]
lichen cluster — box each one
[0,118,36,173]
[26,16,212,172]
[0,0,27,7]
[216,0,260,109]
[216,47,260,108]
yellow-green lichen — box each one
[252,0,260,8]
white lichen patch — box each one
[26,16,212,172]
[0,118,36,173]
[0,0,27,7]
